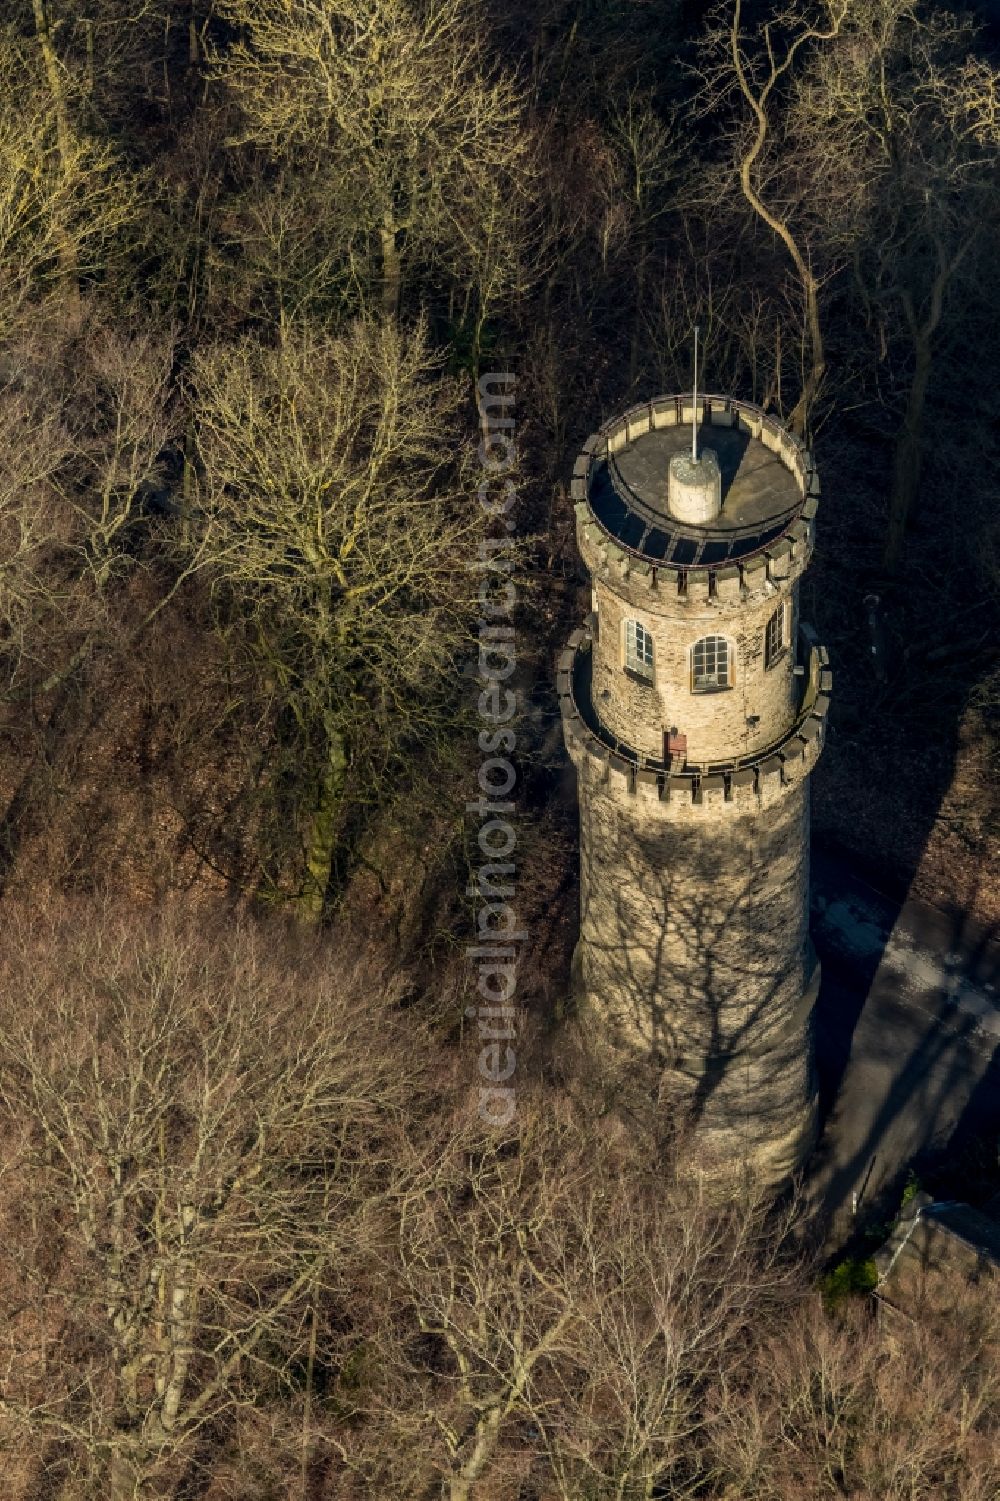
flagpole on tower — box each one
[692,324,699,462]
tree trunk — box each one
[450,1407,504,1501]
[299,729,347,921]
[31,0,81,309]
[884,334,931,573]
[883,237,966,573]
[380,215,401,321]
[729,0,843,440]
[108,1438,147,1501]
[628,243,648,388]
[786,271,824,439]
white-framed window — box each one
[691,635,731,691]
[624,618,654,681]
[765,603,785,669]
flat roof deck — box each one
[588,421,804,567]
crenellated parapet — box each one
[571,394,819,611]
[558,625,831,818]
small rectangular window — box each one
[625,619,654,681]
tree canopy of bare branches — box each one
[187,313,480,915]
[0,904,423,1500]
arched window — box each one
[691,635,730,691]
[624,618,654,681]
[765,604,785,669]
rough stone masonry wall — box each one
[591,573,800,764]
[574,744,818,1182]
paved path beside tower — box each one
[808,848,1000,1234]
[559,393,831,1188]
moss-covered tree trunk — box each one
[298,727,347,921]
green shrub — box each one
[900,1169,923,1207]
[819,1256,878,1310]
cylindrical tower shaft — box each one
[559,394,831,1187]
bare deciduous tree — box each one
[187,313,480,916]
[362,1096,804,1501]
[0,26,139,337]
[698,0,852,435]
[0,905,421,1501]
[210,0,532,324]
[0,378,76,698]
[532,1175,800,1501]
[57,313,179,589]
[712,1287,1000,1500]
[787,2,1000,568]
[370,1105,588,1501]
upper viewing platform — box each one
[573,394,818,571]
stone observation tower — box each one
[558,392,832,1186]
